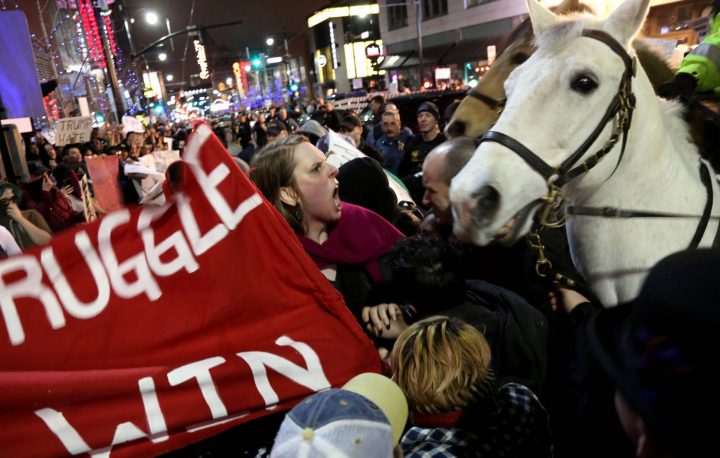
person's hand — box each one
[60,185,74,197]
[549,287,590,314]
[41,174,54,192]
[362,303,401,330]
[362,303,408,339]
[5,202,24,222]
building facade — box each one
[377,0,715,91]
[377,0,527,90]
[307,2,386,98]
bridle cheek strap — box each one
[477,29,636,188]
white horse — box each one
[450,0,720,306]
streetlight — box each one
[166,74,174,82]
[266,37,274,46]
[121,7,175,56]
[145,12,159,25]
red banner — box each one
[86,155,125,213]
[0,122,379,456]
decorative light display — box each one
[102,14,118,56]
[232,61,249,97]
[43,94,60,120]
[194,39,209,79]
[16,1,143,120]
[0,1,20,11]
[77,0,106,69]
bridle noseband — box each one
[478,29,637,229]
[466,89,506,114]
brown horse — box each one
[445,0,674,139]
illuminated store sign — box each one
[194,40,209,79]
[329,22,338,69]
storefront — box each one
[307,3,386,97]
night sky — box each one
[124,0,333,86]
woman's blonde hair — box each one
[391,316,496,414]
[249,135,309,234]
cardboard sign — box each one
[85,155,125,212]
[0,122,379,456]
[54,116,93,146]
[122,115,145,136]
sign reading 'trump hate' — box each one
[54,116,94,146]
[0,122,379,456]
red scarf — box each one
[412,410,465,428]
[300,202,404,282]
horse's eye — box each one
[511,52,529,65]
[570,75,598,94]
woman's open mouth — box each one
[332,186,341,208]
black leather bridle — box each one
[473,29,719,280]
[479,29,637,229]
[466,89,506,114]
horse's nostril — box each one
[445,120,466,138]
[472,186,500,219]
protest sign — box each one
[122,115,145,136]
[0,123,380,455]
[326,130,414,203]
[85,155,125,212]
[54,116,93,146]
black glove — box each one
[658,72,697,101]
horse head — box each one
[450,0,653,247]
[445,0,588,139]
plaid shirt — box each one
[401,383,553,458]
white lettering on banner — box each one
[35,337,328,456]
[40,232,111,320]
[0,150,262,346]
[176,193,229,255]
[237,336,331,408]
[137,204,200,277]
[0,257,65,346]
[183,125,264,230]
[138,377,169,442]
[98,210,163,302]
[167,357,229,419]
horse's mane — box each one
[497,18,533,55]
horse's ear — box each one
[602,0,650,45]
[527,0,557,36]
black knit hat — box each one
[588,249,720,458]
[417,101,439,120]
[337,157,397,221]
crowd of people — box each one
[0,92,715,458]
